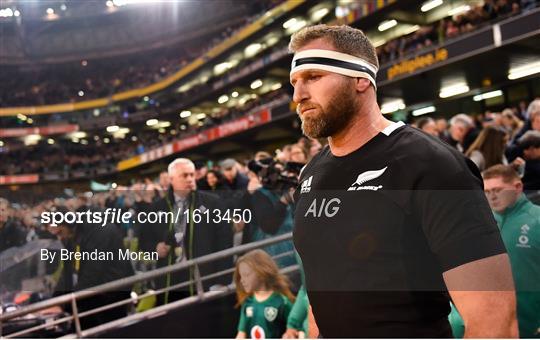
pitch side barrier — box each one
[0,233,296,338]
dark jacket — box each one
[224,173,249,191]
[523,159,540,191]
[54,216,134,330]
[74,222,134,290]
[462,127,480,153]
[152,188,233,295]
[134,200,161,253]
[0,218,27,253]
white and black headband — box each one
[291,49,378,89]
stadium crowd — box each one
[2,102,540,335]
[2,96,539,193]
[0,88,290,176]
[0,0,281,107]
[377,0,538,64]
[411,99,540,191]
[2,0,539,178]
[1,0,537,108]
[2,100,540,262]
[1,134,319,332]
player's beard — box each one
[298,79,357,139]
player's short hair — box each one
[288,24,379,70]
[167,158,195,175]
[482,164,521,183]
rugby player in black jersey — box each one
[289,25,518,338]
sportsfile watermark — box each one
[41,207,252,227]
[4,185,538,292]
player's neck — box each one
[253,288,273,302]
[328,103,392,157]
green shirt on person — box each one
[238,292,293,339]
[287,252,309,334]
[449,194,540,338]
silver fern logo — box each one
[347,167,387,191]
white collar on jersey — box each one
[381,121,405,136]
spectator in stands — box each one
[496,0,513,15]
[521,0,537,10]
[158,171,171,198]
[201,169,229,195]
[531,100,540,132]
[501,108,525,143]
[449,113,480,152]
[416,117,439,137]
[375,0,528,65]
[445,20,460,38]
[276,145,293,163]
[518,100,529,120]
[234,249,295,339]
[435,117,452,142]
[506,99,540,162]
[465,126,508,171]
[482,165,540,338]
[153,158,233,304]
[195,163,209,188]
[1,87,291,177]
[133,182,162,257]
[307,138,323,160]
[221,158,249,191]
[0,198,27,252]
[517,99,540,138]
[45,205,134,330]
[21,210,40,241]
[255,151,272,161]
[242,154,296,268]
[483,0,499,19]
[518,131,540,191]
[289,144,308,164]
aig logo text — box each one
[304,198,341,218]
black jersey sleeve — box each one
[411,144,506,272]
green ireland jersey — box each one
[495,195,540,338]
[238,292,293,339]
[449,195,540,338]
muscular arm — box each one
[444,253,518,338]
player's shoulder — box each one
[523,200,540,223]
[393,125,460,157]
[387,125,484,189]
[391,125,471,172]
[299,144,330,180]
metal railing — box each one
[0,232,296,338]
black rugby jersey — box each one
[293,121,506,338]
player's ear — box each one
[354,78,371,93]
[514,180,523,193]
